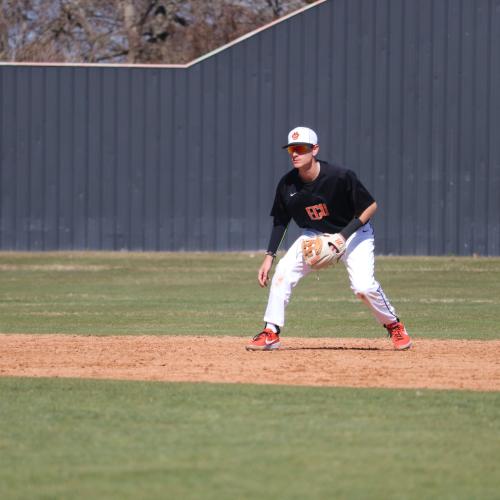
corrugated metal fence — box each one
[1,0,499,254]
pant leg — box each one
[263,233,314,328]
[341,223,399,326]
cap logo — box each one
[292,131,300,140]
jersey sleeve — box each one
[346,170,375,216]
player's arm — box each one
[338,201,377,242]
[336,169,378,242]
[258,222,287,287]
[358,201,377,224]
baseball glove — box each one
[301,233,346,269]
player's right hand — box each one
[258,256,274,287]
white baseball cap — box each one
[282,126,318,148]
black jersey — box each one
[270,160,375,233]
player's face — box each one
[287,144,318,168]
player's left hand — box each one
[301,233,346,269]
[329,233,346,255]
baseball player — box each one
[246,126,412,351]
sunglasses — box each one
[287,144,313,155]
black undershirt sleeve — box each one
[266,222,288,256]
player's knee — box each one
[273,261,302,289]
[351,283,377,298]
[271,273,286,288]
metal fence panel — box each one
[1,0,499,254]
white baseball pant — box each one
[263,223,399,328]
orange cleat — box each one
[246,328,281,351]
[385,321,412,350]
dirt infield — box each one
[1,334,499,391]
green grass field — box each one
[1,253,499,499]
[0,252,499,339]
[1,378,499,500]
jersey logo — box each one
[305,203,330,221]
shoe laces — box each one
[393,330,404,341]
[253,328,278,341]
[252,331,268,341]
[387,323,404,340]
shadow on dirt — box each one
[280,345,384,351]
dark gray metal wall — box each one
[1,0,499,254]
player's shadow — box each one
[280,345,383,351]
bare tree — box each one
[0,0,312,64]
